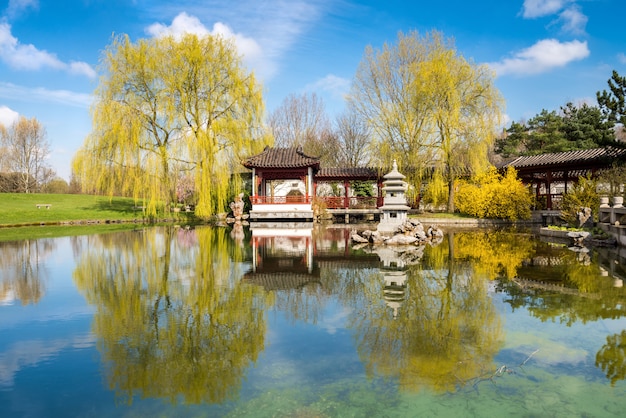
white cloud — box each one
[0,82,92,108]
[0,105,19,126]
[618,53,626,65]
[0,22,95,78]
[557,6,587,35]
[146,12,266,77]
[521,1,587,35]
[521,0,571,18]
[489,39,589,76]
[0,334,95,386]
[4,0,39,19]
[146,12,209,37]
[69,61,97,78]
[306,74,350,100]
[147,1,330,80]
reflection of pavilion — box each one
[246,226,319,290]
[245,227,412,318]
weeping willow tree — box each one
[72,33,270,219]
[348,30,503,211]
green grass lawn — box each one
[0,193,146,225]
[0,193,197,241]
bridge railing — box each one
[319,196,381,209]
[250,196,313,204]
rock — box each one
[567,231,590,239]
[426,225,444,239]
[576,207,593,228]
[370,231,385,244]
[351,219,444,247]
[567,230,590,247]
[385,235,418,245]
[413,230,427,241]
[351,233,369,243]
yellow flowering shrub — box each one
[455,166,533,220]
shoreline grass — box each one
[0,193,198,242]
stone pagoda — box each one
[377,160,410,234]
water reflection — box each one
[347,232,503,393]
[0,239,54,305]
[28,224,626,408]
[245,227,506,393]
[499,243,626,324]
[72,226,269,404]
[246,227,626,392]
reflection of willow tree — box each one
[342,234,503,393]
[271,279,328,325]
[596,330,626,386]
[0,239,55,305]
[73,227,268,404]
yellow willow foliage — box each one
[72,227,269,404]
[453,230,536,280]
[349,30,503,207]
[72,33,270,218]
[421,169,448,207]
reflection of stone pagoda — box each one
[377,160,410,234]
[383,270,407,319]
[374,246,408,319]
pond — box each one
[1,224,625,417]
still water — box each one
[1,224,625,417]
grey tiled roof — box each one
[242,146,320,169]
[502,146,626,169]
[317,167,380,179]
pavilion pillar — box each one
[251,168,257,198]
[344,180,350,209]
[546,170,553,210]
[307,167,313,202]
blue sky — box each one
[0,0,624,181]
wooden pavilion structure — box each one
[500,146,626,210]
[242,145,626,220]
[242,146,384,221]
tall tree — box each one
[495,102,616,160]
[525,109,566,154]
[72,33,268,218]
[495,120,529,158]
[267,92,339,165]
[0,116,53,193]
[560,102,615,148]
[335,108,372,168]
[348,30,503,211]
[597,70,626,127]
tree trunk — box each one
[447,176,455,213]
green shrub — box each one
[560,174,598,226]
